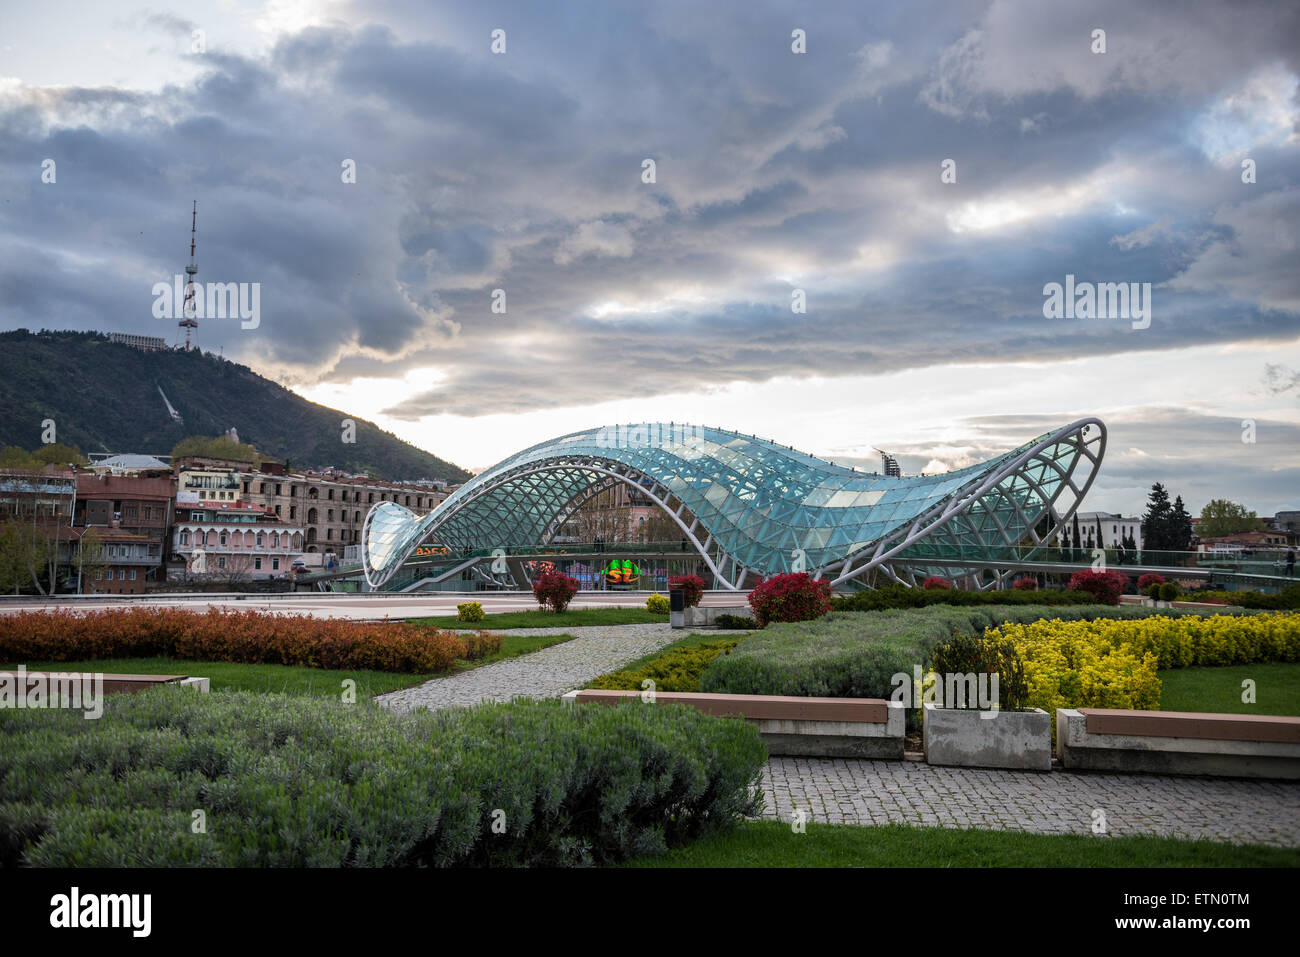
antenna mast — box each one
[179,200,198,351]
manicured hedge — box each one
[830,584,1100,613]
[699,604,1249,701]
[989,612,1300,716]
[0,691,766,867]
[1191,584,1300,610]
[0,608,472,674]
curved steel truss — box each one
[362,419,1106,590]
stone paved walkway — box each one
[762,757,1300,847]
[377,623,746,713]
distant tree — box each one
[0,443,87,471]
[171,434,262,465]
[1170,496,1194,551]
[72,528,108,594]
[1198,499,1264,538]
[1072,513,1082,561]
[1142,483,1174,551]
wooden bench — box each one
[564,689,903,758]
[1057,708,1300,779]
[0,670,210,696]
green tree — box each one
[1198,499,1264,538]
[171,434,262,465]
[1170,496,1194,551]
[72,528,109,594]
[1142,483,1173,551]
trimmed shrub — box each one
[1137,573,1166,591]
[533,572,580,613]
[928,632,1030,711]
[715,614,757,630]
[460,631,504,661]
[988,612,1300,715]
[747,573,833,627]
[0,608,464,674]
[1190,585,1300,610]
[586,639,743,693]
[1066,569,1129,605]
[831,584,1098,613]
[1158,582,1179,602]
[921,576,952,590]
[668,575,706,608]
[645,594,670,614]
[0,692,766,867]
[456,601,485,623]
[700,603,1251,701]
[1011,577,1038,591]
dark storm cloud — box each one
[1,0,1297,402]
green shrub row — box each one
[1191,583,1300,610]
[586,639,744,693]
[699,604,1251,701]
[0,691,766,867]
[829,584,1102,613]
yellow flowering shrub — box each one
[985,612,1300,715]
[456,601,485,623]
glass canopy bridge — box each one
[357,418,1122,592]
[315,541,1297,593]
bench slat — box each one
[1080,708,1300,743]
[573,689,888,723]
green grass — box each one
[626,820,1300,868]
[598,630,750,677]
[19,634,578,697]
[1158,662,1300,716]
[19,657,434,698]
[415,607,667,629]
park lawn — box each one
[19,633,578,697]
[17,656,434,697]
[415,607,668,629]
[627,820,1300,868]
[595,630,752,679]
[1157,662,1300,716]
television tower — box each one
[178,200,198,351]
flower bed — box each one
[0,692,766,867]
[830,584,1099,613]
[0,608,472,674]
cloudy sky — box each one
[2,0,1298,516]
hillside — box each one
[0,330,471,482]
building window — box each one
[276,484,282,495]
[218,557,226,570]
[271,532,279,547]
[117,570,125,580]
[256,532,264,547]
[272,558,280,570]
[289,506,297,520]
[129,570,136,580]
[220,532,228,546]
[254,557,262,570]
[95,570,102,580]
[327,529,333,540]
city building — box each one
[107,332,167,351]
[74,471,175,587]
[1055,511,1143,550]
[169,500,306,581]
[0,467,80,592]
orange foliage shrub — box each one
[0,607,468,674]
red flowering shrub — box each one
[921,576,952,590]
[0,608,468,673]
[747,573,833,627]
[668,574,706,608]
[1137,573,1167,590]
[1012,577,1038,591]
[1067,569,1129,606]
[533,571,580,612]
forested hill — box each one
[0,330,471,482]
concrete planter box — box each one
[923,703,1051,771]
[682,605,751,628]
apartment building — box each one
[170,500,306,580]
[74,471,175,587]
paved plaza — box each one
[761,756,1300,847]
[378,622,748,713]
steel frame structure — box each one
[361,419,1106,590]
